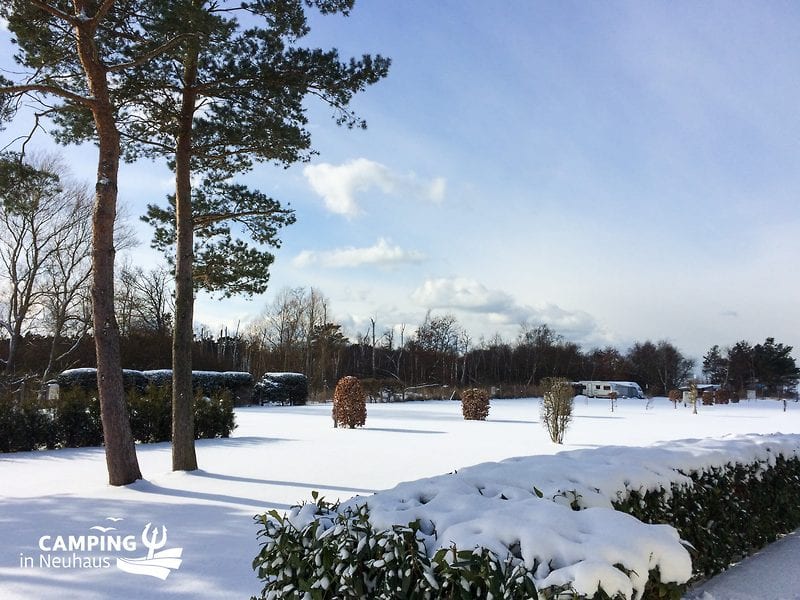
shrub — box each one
[668,389,681,407]
[701,390,714,405]
[715,389,730,404]
[54,387,103,448]
[253,436,800,599]
[128,384,172,443]
[614,455,800,578]
[0,384,56,452]
[540,377,574,444]
[253,372,308,406]
[1,380,236,452]
[194,389,236,439]
[253,498,542,600]
[460,387,490,420]
[332,376,366,429]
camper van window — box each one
[603,385,611,390]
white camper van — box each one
[575,381,644,399]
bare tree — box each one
[116,262,174,337]
[0,154,91,375]
[37,179,95,384]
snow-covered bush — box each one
[57,368,254,407]
[57,368,148,393]
[253,372,308,406]
[332,376,366,429]
[194,389,236,439]
[460,387,490,420]
[253,434,800,599]
[614,454,800,577]
[540,377,574,444]
[1,378,236,451]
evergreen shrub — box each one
[54,387,103,448]
[614,455,800,578]
[460,387,490,420]
[0,382,236,451]
[253,452,800,599]
[254,372,308,406]
[128,384,172,443]
[194,389,236,439]
[0,385,55,452]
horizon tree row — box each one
[5,278,796,398]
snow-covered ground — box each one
[0,396,797,599]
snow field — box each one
[0,396,797,599]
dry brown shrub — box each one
[332,376,367,429]
[540,377,574,444]
[460,388,490,421]
[702,390,714,405]
[715,389,731,404]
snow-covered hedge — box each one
[57,368,254,406]
[253,372,308,406]
[253,434,800,599]
[1,379,236,452]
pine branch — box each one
[27,0,77,24]
[193,209,284,228]
[107,34,196,73]
[92,0,118,25]
[0,84,93,108]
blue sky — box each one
[2,2,799,362]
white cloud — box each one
[411,277,611,345]
[411,278,515,314]
[293,238,426,269]
[303,158,446,217]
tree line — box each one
[5,272,797,400]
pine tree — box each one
[0,1,182,485]
[126,0,389,470]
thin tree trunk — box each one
[75,17,142,486]
[171,36,199,472]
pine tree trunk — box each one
[171,39,199,472]
[75,17,141,486]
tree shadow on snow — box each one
[190,470,376,495]
[361,427,445,435]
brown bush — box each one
[332,376,367,429]
[668,389,681,405]
[702,390,714,405]
[715,389,731,404]
[460,388,490,421]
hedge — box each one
[56,368,254,406]
[253,435,800,599]
[0,383,236,452]
[254,372,308,406]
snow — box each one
[0,396,798,599]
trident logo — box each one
[116,522,183,579]
[141,523,168,560]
